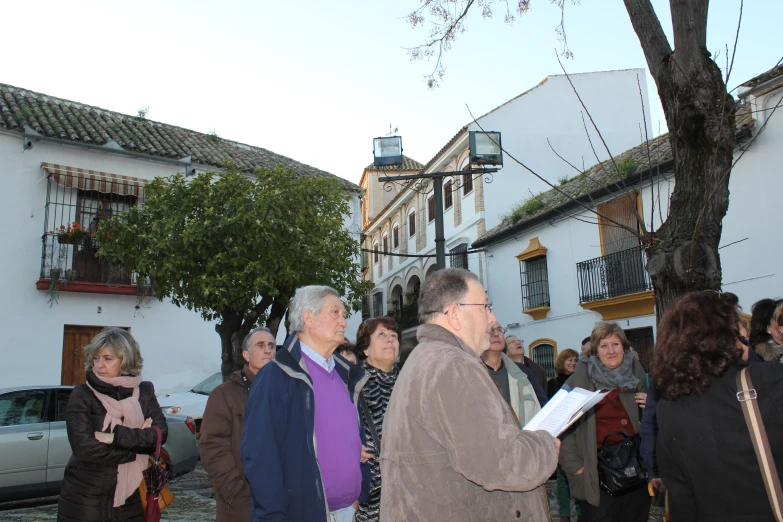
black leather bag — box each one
[597,431,648,495]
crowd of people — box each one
[53,271,783,522]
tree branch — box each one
[621,0,673,81]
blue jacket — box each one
[241,334,370,522]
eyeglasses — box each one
[457,303,493,313]
[739,335,749,346]
[489,326,506,335]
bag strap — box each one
[359,392,381,451]
[736,367,783,522]
[151,425,163,459]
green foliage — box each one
[617,156,638,177]
[206,130,221,143]
[503,195,546,224]
[96,167,373,326]
[557,175,570,186]
[136,107,149,119]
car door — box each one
[0,389,49,491]
[47,388,74,484]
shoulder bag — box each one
[737,367,783,522]
[597,431,648,495]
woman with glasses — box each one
[655,291,783,521]
[559,322,649,522]
[353,317,402,522]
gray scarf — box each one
[580,351,639,390]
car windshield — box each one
[191,372,223,395]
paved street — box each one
[0,464,665,522]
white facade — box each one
[0,126,363,396]
[478,70,783,369]
[361,69,652,346]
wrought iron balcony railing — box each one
[40,170,142,286]
[388,302,419,330]
[576,245,652,303]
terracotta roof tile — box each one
[0,82,358,191]
[364,155,424,172]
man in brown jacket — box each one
[199,327,276,522]
[380,268,560,521]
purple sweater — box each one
[306,355,362,511]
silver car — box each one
[0,386,199,502]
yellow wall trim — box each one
[529,337,559,357]
[516,237,548,262]
[579,290,655,321]
[522,306,550,321]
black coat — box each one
[57,371,168,522]
[657,361,783,522]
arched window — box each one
[392,225,399,249]
[373,242,379,262]
[408,211,416,236]
[444,181,453,209]
[382,235,389,257]
[529,339,557,379]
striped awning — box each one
[41,163,147,197]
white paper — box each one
[523,387,611,437]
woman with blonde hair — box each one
[559,322,649,522]
[548,348,582,522]
[57,328,167,522]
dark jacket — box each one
[546,372,570,400]
[200,365,255,522]
[241,334,370,522]
[524,356,547,390]
[558,358,647,507]
[657,361,783,521]
[58,371,167,522]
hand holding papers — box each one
[523,387,611,437]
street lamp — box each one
[372,131,502,270]
[373,136,403,167]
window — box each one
[409,211,416,237]
[531,343,556,379]
[463,172,474,195]
[373,243,380,262]
[54,389,73,422]
[444,181,453,209]
[0,390,47,427]
[393,226,399,249]
[450,243,468,270]
[382,235,389,257]
[520,255,550,310]
[192,372,224,395]
[372,292,384,317]
[428,196,435,222]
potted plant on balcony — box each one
[52,222,91,246]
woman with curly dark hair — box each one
[655,291,783,521]
[750,298,783,362]
[353,317,402,522]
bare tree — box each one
[404,0,743,317]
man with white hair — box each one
[241,286,369,522]
[380,268,559,521]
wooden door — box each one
[625,327,655,373]
[61,326,105,385]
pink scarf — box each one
[86,373,147,508]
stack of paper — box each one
[523,387,611,437]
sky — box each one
[3,0,781,186]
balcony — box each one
[576,245,654,320]
[387,302,419,330]
[36,168,145,296]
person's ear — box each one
[242,350,250,364]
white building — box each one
[472,64,783,377]
[361,68,652,349]
[0,82,362,394]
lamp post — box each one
[372,132,503,270]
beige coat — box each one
[379,324,558,522]
[558,358,647,508]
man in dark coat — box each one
[506,335,547,389]
[241,286,370,522]
[200,327,276,522]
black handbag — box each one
[597,431,648,495]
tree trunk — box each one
[216,312,243,380]
[624,0,735,320]
[266,293,292,339]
